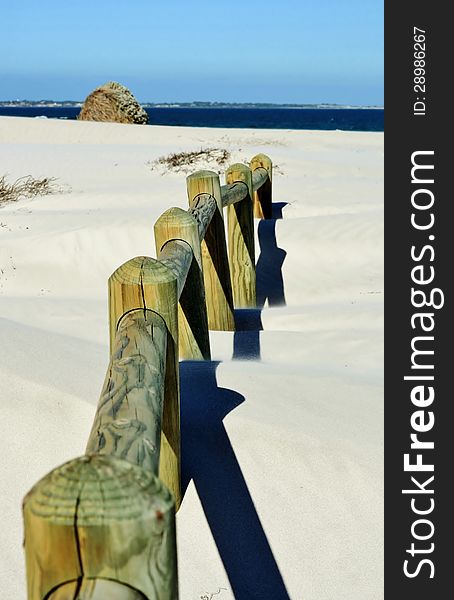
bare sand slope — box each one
[0,116,383,600]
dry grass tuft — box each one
[0,175,61,207]
[149,147,231,174]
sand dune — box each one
[0,116,383,599]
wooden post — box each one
[186,170,235,331]
[86,309,167,475]
[23,455,177,600]
[187,193,217,241]
[250,153,273,219]
[154,208,211,360]
[156,240,192,293]
[109,257,181,509]
[225,164,256,308]
[48,579,146,599]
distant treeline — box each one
[0,100,383,110]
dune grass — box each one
[149,147,231,174]
[0,175,60,207]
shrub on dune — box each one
[78,81,149,125]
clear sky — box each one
[0,0,383,105]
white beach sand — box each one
[0,116,383,600]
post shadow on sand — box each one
[233,202,287,360]
[180,360,290,600]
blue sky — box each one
[1,0,383,104]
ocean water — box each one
[0,106,384,132]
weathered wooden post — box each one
[154,207,211,360]
[225,163,256,308]
[86,309,167,474]
[48,580,146,599]
[250,153,273,219]
[108,257,181,508]
[23,454,177,600]
[186,170,235,331]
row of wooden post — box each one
[22,154,273,599]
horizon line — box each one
[0,99,384,108]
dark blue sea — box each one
[0,106,384,132]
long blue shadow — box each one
[233,202,287,360]
[232,309,263,360]
[180,360,290,600]
[256,202,287,308]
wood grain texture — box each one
[225,164,256,308]
[251,167,269,194]
[155,208,210,360]
[86,309,166,475]
[187,193,217,241]
[157,239,193,299]
[109,257,181,509]
[250,154,273,219]
[23,455,177,600]
[186,171,235,331]
[49,579,147,599]
[221,181,248,207]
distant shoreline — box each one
[0,101,384,110]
